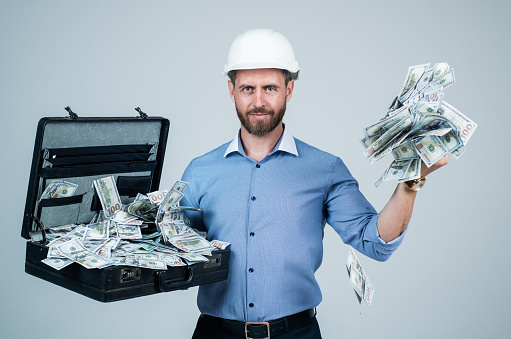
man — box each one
[181,29,448,339]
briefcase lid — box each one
[22,111,170,239]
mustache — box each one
[246,107,274,115]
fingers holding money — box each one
[421,154,449,177]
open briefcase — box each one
[21,108,230,302]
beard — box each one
[236,102,286,136]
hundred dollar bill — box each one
[96,247,111,259]
[135,253,160,261]
[93,176,122,218]
[452,145,467,159]
[422,87,445,104]
[112,211,143,225]
[432,68,455,89]
[116,224,142,240]
[346,247,361,275]
[55,238,90,261]
[363,106,410,139]
[40,180,78,199]
[349,264,364,302]
[147,190,168,205]
[81,239,106,253]
[392,141,418,161]
[76,253,111,269]
[211,240,230,250]
[363,274,375,305]
[364,116,413,158]
[410,102,440,116]
[375,159,413,187]
[157,189,184,222]
[169,235,213,252]
[437,130,463,153]
[438,101,477,145]
[49,224,75,234]
[360,135,379,149]
[42,257,73,270]
[398,63,430,101]
[137,259,167,270]
[397,158,421,183]
[160,222,179,243]
[406,114,450,139]
[127,199,158,219]
[47,245,66,259]
[159,254,186,267]
[414,135,448,168]
[110,255,138,267]
[170,180,188,193]
[431,62,450,81]
[177,252,209,264]
[346,247,374,305]
[86,221,109,240]
[415,68,435,93]
[136,242,157,252]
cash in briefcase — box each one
[21,108,230,302]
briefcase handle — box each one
[156,266,195,292]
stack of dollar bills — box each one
[346,248,374,305]
[38,177,230,271]
[360,62,478,187]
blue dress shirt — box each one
[180,126,405,322]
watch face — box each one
[413,179,426,191]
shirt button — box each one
[250,232,255,237]
[249,303,254,308]
[249,268,254,273]
[256,164,260,168]
[251,196,256,201]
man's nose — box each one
[253,88,265,108]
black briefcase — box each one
[21,108,230,302]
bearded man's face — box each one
[228,69,293,136]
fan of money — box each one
[359,63,478,187]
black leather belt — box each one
[200,308,316,338]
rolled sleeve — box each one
[326,157,405,262]
[361,213,407,261]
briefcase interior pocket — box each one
[39,194,85,227]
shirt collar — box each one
[223,124,299,158]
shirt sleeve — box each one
[325,157,405,262]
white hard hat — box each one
[224,29,300,80]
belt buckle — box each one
[245,321,270,339]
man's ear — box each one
[228,80,235,103]
[285,79,295,103]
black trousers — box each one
[191,314,323,339]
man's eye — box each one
[242,87,253,92]
[266,87,276,92]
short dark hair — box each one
[227,69,292,87]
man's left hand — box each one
[421,154,449,177]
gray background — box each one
[1,1,509,338]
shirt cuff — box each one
[363,213,407,249]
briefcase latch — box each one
[120,268,142,283]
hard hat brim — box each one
[223,60,300,80]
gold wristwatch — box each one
[405,177,426,191]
